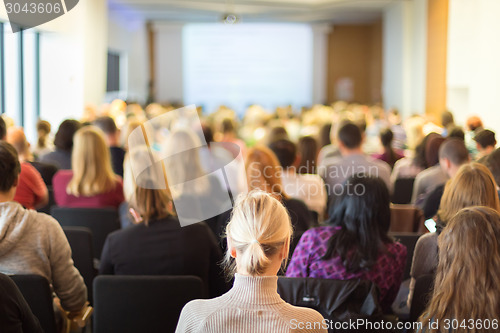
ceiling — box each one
[109,0,403,24]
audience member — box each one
[0,141,87,318]
[481,147,500,191]
[100,185,227,297]
[287,175,406,312]
[447,126,465,141]
[163,128,229,236]
[32,120,53,158]
[94,116,126,177]
[422,138,470,219]
[297,136,318,175]
[242,145,312,233]
[372,128,404,169]
[0,116,6,140]
[420,207,500,333]
[319,122,392,202]
[388,109,407,151]
[7,127,58,187]
[176,190,326,333]
[440,110,455,137]
[0,272,43,332]
[390,134,428,185]
[6,127,49,210]
[318,123,332,149]
[219,118,247,158]
[464,115,484,158]
[269,139,326,218]
[53,126,124,208]
[474,129,496,160]
[411,133,447,205]
[408,162,500,306]
[40,119,81,169]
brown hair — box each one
[437,162,500,227]
[245,145,287,199]
[421,206,500,333]
[129,187,174,225]
[0,142,21,192]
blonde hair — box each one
[421,206,500,332]
[224,190,293,276]
[245,145,287,198]
[67,126,117,197]
[437,162,500,225]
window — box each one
[0,22,40,141]
[106,51,121,92]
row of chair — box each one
[10,274,435,333]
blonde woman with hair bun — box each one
[53,126,125,208]
[176,190,326,333]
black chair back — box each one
[51,207,120,259]
[389,232,421,281]
[93,275,204,333]
[392,178,415,204]
[410,274,435,322]
[63,226,96,304]
[37,187,56,215]
[10,274,57,333]
[277,277,383,332]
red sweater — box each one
[53,170,124,208]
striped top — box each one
[175,274,327,333]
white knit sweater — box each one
[176,273,327,333]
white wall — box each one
[447,0,500,135]
[154,23,184,104]
[383,0,427,118]
[107,12,148,103]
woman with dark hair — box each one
[286,175,407,312]
[391,133,432,184]
[39,119,81,169]
[373,128,404,169]
[297,136,318,175]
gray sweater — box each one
[0,201,87,312]
[176,274,327,333]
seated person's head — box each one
[67,126,116,197]
[268,139,296,169]
[0,142,21,200]
[245,146,285,197]
[94,116,120,146]
[474,129,496,151]
[0,116,6,141]
[482,148,500,186]
[422,206,500,326]
[325,175,391,272]
[6,127,30,159]
[447,126,465,141]
[224,190,292,276]
[379,128,394,149]
[466,115,483,132]
[437,162,500,230]
[425,133,445,167]
[439,138,470,177]
[337,122,363,153]
[54,119,81,152]
[129,187,173,225]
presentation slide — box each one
[183,23,313,115]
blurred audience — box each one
[474,129,496,160]
[94,116,126,177]
[53,126,124,208]
[39,119,81,169]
